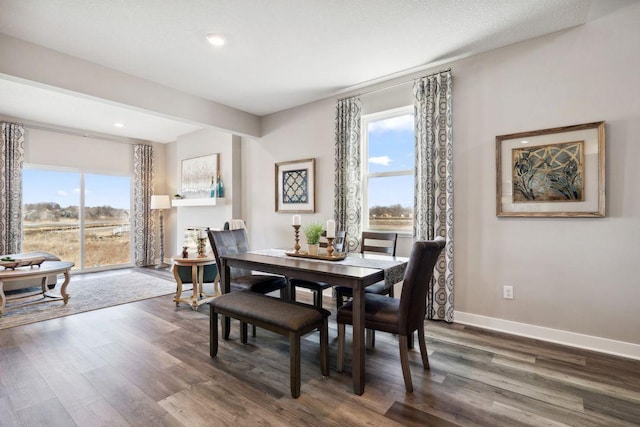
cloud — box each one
[369,156,392,166]
[57,190,67,196]
[368,115,413,134]
[73,188,81,194]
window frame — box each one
[361,105,415,234]
[22,164,134,272]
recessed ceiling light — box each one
[206,33,226,47]
[114,122,124,128]
[521,140,528,144]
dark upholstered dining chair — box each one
[334,231,398,309]
[289,230,346,309]
[336,237,446,392]
[207,229,287,297]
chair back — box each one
[319,230,347,252]
[361,231,398,256]
[223,219,246,230]
[398,237,446,335]
[208,229,252,279]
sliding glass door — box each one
[22,167,132,270]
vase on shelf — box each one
[210,176,216,198]
[216,172,225,198]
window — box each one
[362,107,414,232]
[22,167,132,271]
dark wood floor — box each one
[1,269,638,426]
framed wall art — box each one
[496,121,605,217]
[275,158,316,213]
[181,154,218,199]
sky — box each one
[366,113,414,208]
[22,169,131,209]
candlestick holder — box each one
[326,237,335,258]
[292,225,301,253]
[197,238,207,257]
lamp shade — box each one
[150,195,171,210]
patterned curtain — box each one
[0,123,25,255]
[413,70,454,322]
[133,144,155,266]
[334,97,362,252]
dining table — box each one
[218,248,407,395]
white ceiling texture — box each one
[0,0,632,142]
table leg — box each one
[0,280,5,315]
[191,265,199,310]
[172,264,183,306]
[222,260,231,339]
[60,270,71,304]
[352,284,365,395]
[198,264,205,297]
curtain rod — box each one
[337,67,451,102]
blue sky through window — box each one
[23,169,130,209]
[367,113,414,208]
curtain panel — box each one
[0,123,25,255]
[413,71,454,322]
[133,144,156,266]
[334,97,362,252]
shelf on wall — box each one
[171,198,225,207]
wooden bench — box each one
[209,291,330,398]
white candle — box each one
[292,214,301,226]
[199,229,207,239]
[326,220,336,238]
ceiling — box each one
[0,0,631,142]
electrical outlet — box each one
[503,285,514,300]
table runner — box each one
[250,249,407,287]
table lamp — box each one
[150,194,171,269]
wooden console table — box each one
[172,254,218,310]
[0,261,74,316]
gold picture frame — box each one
[275,158,316,213]
[496,122,605,217]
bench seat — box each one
[209,291,330,398]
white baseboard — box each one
[453,311,640,361]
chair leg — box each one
[335,289,344,309]
[388,284,394,298]
[417,323,430,369]
[320,318,329,377]
[290,332,301,398]
[366,329,374,349]
[399,335,413,392]
[314,290,322,309]
[252,324,257,337]
[240,321,248,344]
[223,315,231,340]
[210,310,219,357]
[407,331,414,349]
[337,323,345,372]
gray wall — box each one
[240,4,640,355]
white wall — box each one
[166,128,240,255]
[243,4,640,352]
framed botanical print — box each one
[275,158,316,213]
[496,121,605,217]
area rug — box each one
[0,271,189,330]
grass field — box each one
[22,220,131,269]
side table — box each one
[171,254,218,310]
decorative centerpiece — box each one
[303,222,324,255]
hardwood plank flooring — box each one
[0,268,638,426]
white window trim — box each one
[361,105,414,233]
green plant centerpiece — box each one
[303,222,324,255]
